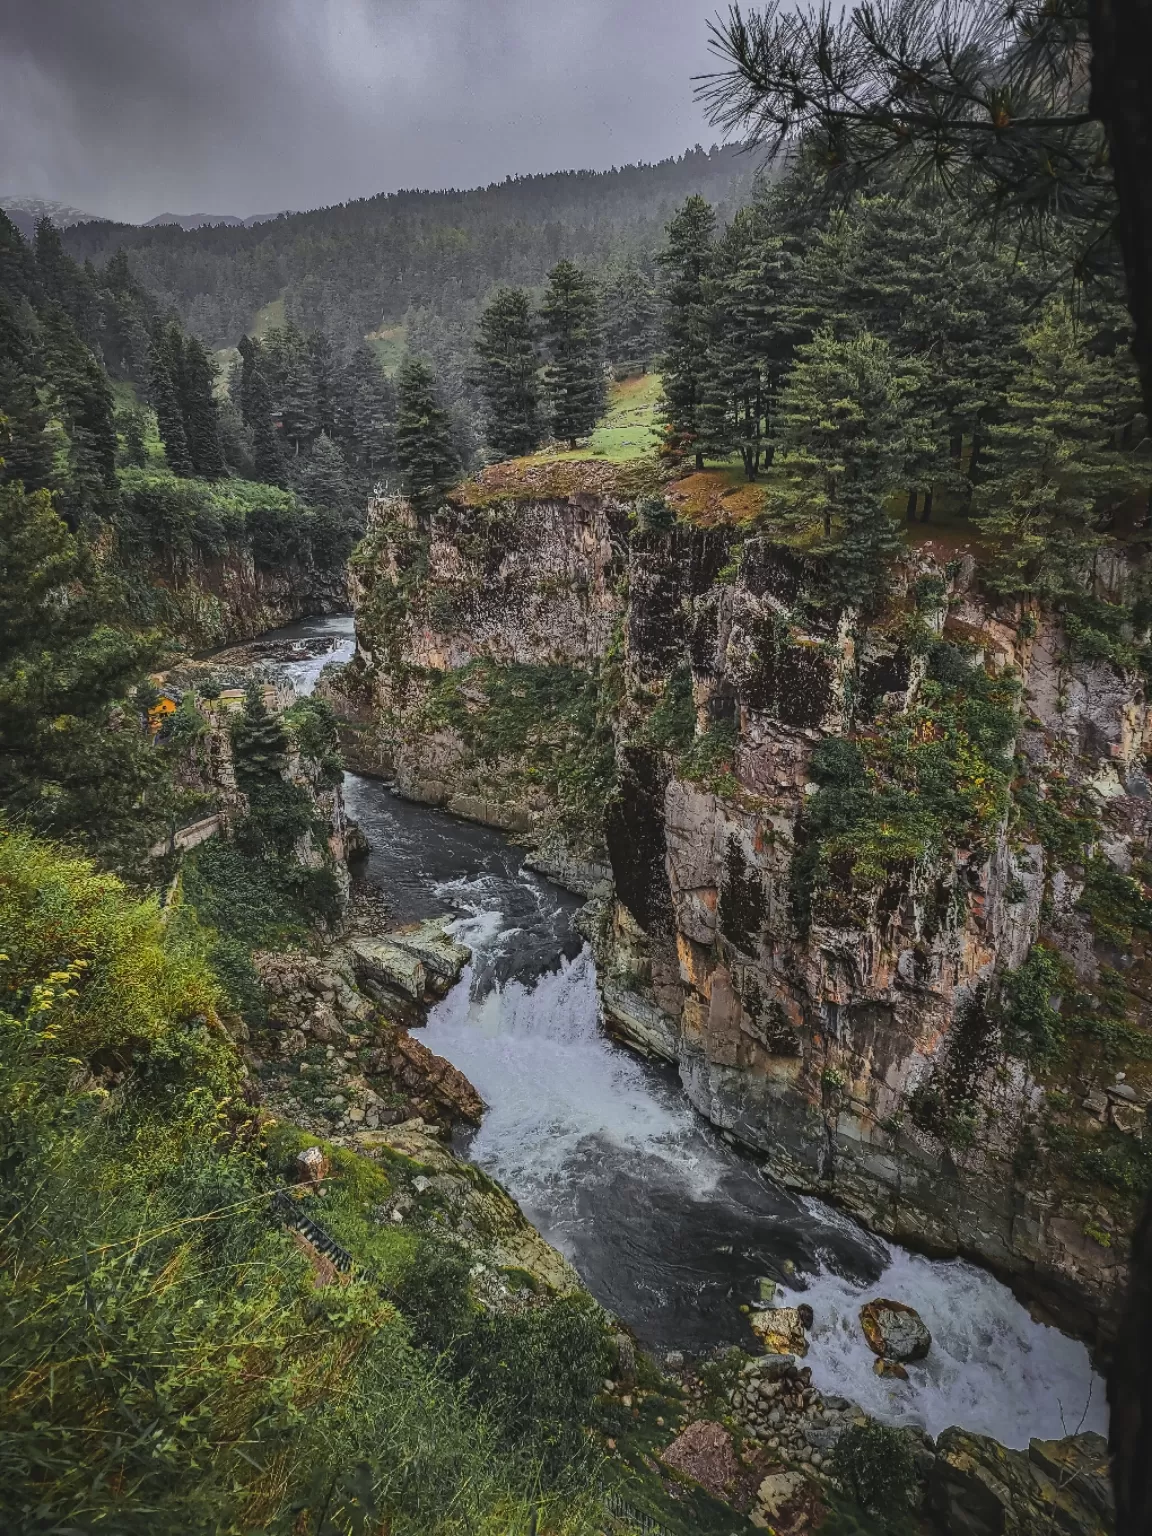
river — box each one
[267,613,1107,1450]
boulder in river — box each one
[750,1304,812,1357]
[859,1298,932,1362]
[873,1357,910,1381]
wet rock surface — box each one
[928,1427,1113,1536]
[860,1297,933,1362]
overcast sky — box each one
[0,0,731,223]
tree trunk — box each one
[695,449,704,470]
[1087,11,1152,1526]
[919,489,934,524]
[1090,0,1152,429]
[906,489,919,522]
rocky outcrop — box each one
[150,541,348,652]
[344,474,1152,1341]
[252,916,477,1134]
[928,1429,1113,1536]
[351,1119,582,1295]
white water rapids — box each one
[424,884,1107,1449]
[265,613,1107,1451]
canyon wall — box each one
[146,541,348,652]
[339,473,1152,1343]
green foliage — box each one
[180,688,344,1020]
[423,659,615,849]
[541,261,607,448]
[830,1421,918,1526]
[1000,945,1067,1062]
[658,195,717,466]
[1077,855,1152,950]
[637,665,696,752]
[678,719,739,793]
[976,301,1146,600]
[118,467,350,571]
[771,327,926,606]
[600,257,661,377]
[148,335,193,476]
[793,647,1018,931]
[0,479,171,873]
[0,845,606,1534]
[474,287,542,459]
[1074,1131,1152,1199]
[457,1295,611,1465]
[394,355,462,518]
[285,695,345,788]
[0,824,222,1065]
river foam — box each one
[423,872,1107,1449]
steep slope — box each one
[334,468,1152,1346]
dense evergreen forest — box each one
[3,0,1152,1530]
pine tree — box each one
[40,303,118,498]
[263,322,320,456]
[699,203,801,480]
[394,356,461,519]
[148,339,192,477]
[474,287,541,459]
[601,259,661,376]
[0,478,169,869]
[658,196,716,468]
[300,431,351,510]
[116,408,149,469]
[0,295,53,491]
[774,328,925,606]
[976,301,1148,598]
[247,365,285,487]
[33,218,100,346]
[235,335,284,485]
[231,679,289,788]
[540,260,605,449]
[179,335,226,479]
[332,343,395,486]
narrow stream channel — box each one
[266,614,1108,1450]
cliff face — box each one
[148,542,348,652]
[344,474,1152,1341]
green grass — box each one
[366,324,408,376]
[584,373,663,461]
[252,295,286,337]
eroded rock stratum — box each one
[332,477,1152,1344]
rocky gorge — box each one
[223,600,1115,1535]
[325,463,1152,1360]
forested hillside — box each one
[60,145,757,349]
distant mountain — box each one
[145,212,246,230]
[144,211,293,230]
[62,145,760,351]
[1,195,106,239]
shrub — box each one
[831,1421,918,1520]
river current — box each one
[268,614,1107,1450]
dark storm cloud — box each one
[0,0,729,222]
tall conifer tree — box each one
[148,339,192,478]
[658,196,716,468]
[394,356,461,519]
[179,335,226,479]
[540,261,605,449]
[774,328,924,606]
[474,287,541,459]
[0,295,53,491]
